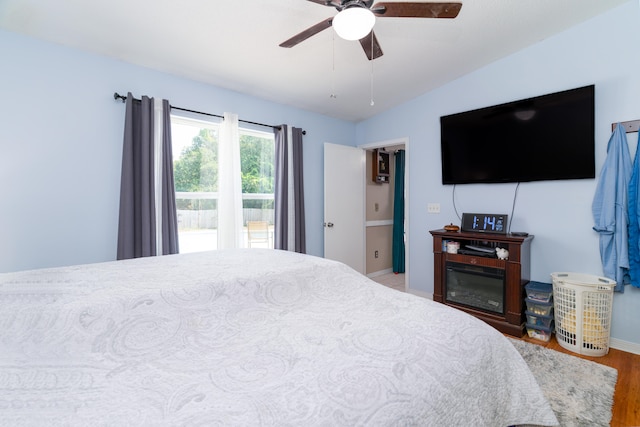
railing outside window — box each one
[176,192,274,252]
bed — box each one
[0,249,558,426]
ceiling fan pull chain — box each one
[370,34,375,106]
[331,32,337,99]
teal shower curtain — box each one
[392,150,405,273]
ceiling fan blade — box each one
[359,31,383,60]
[306,0,341,6]
[372,2,462,18]
[279,17,334,48]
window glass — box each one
[171,116,274,252]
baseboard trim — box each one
[610,337,640,355]
[366,220,393,227]
[367,269,393,278]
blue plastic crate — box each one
[525,297,554,316]
[526,322,554,342]
[526,310,554,328]
[525,281,553,303]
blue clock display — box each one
[460,213,508,234]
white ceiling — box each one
[0,0,628,122]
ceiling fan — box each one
[279,1,462,60]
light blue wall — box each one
[0,29,355,273]
[2,2,639,348]
[356,1,640,346]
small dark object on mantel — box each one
[444,223,459,232]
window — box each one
[171,115,275,252]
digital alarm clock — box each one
[461,213,508,234]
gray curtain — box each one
[117,93,179,259]
[291,127,306,253]
[161,100,179,255]
[274,126,288,251]
[274,125,306,253]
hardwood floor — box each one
[518,335,640,427]
[372,278,640,426]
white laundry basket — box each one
[551,272,615,357]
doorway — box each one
[359,138,409,292]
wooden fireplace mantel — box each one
[430,229,533,337]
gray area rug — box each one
[509,338,618,427]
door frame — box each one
[358,137,409,292]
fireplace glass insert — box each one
[445,262,506,314]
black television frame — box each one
[440,85,595,185]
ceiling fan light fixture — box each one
[333,7,376,41]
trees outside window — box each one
[171,116,274,252]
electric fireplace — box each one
[445,262,506,315]
[430,229,533,336]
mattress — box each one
[0,249,558,426]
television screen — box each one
[440,85,595,184]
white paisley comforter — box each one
[0,249,558,426]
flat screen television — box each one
[440,85,595,184]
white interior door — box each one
[324,143,365,273]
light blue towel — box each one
[628,130,640,289]
[592,123,631,292]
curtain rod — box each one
[113,92,305,134]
